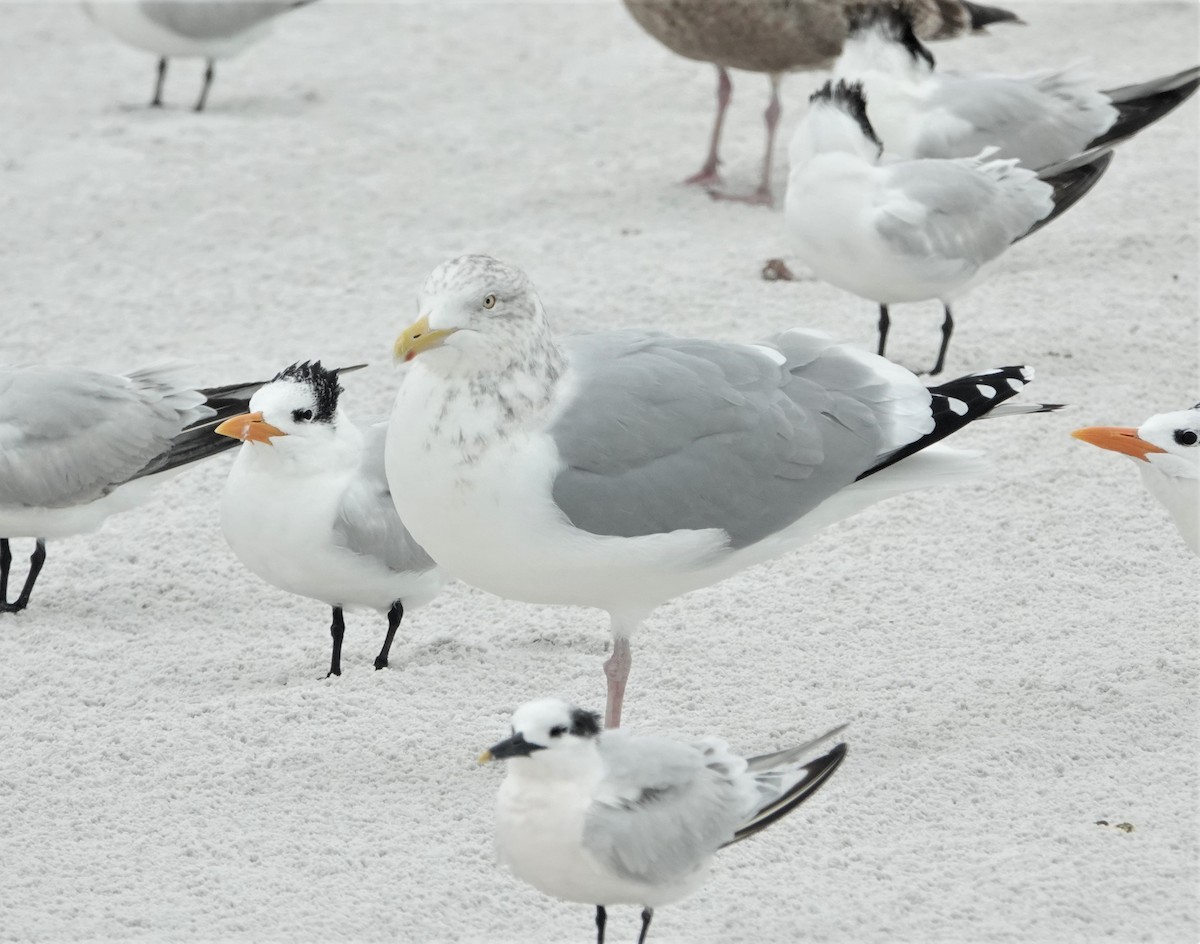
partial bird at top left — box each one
[0,362,266,613]
[82,1,320,111]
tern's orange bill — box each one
[1071,426,1165,462]
[214,412,286,444]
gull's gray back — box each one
[140,1,300,40]
[549,330,911,548]
[0,364,208,509]
[332,423,436,575]
[583,731,751,887]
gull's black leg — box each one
[374,600,404,670]
[929,304,955,376]
[4,540,46,613]
[151,56,167,106]
[877,304,891,358]
[595,905,606,944]
[1,539,11,604]
[636,907,654,944]
[326,606,345,678]
[194,59,215,112]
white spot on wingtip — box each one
[947,397,968,415]
[1006,378,1024,392]
[976,384,996,398]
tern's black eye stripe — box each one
[549,725,567,738]
[293,409,313,423]
[1175,429,1198,446]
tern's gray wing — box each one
[875,156,1051,267]
[140,1,304,40]
[550,330,932,549]
[916,71,1116,168]
[583,732,750,886]
[332,423,436,575]
[0,364,210,508]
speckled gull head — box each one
[393,256,558,377]
[478,697,603,777]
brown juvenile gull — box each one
[386,255,1060,728]
[82,1,321,111]
[622,0,1019,204]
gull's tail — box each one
[1089,65,1200,151]
[724,736,848,847]
[860,366,1061,480]
[1020,146,1114,240]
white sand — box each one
[0,2,1196,941]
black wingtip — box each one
[1090,68,1200,151]
[962,0,1023,30]
[860,366,1042,479]
[726,743,848,846]
[1022,147,1114,241]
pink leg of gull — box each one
[684,66,732,187]
[603,636,632,729]
[708,72,782,207]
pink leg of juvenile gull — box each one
[603,635,633,729]
[710,72,782,207]
[684,65,732,187]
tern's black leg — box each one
[326,606,345,677]
[1,539,11,603]
[3,540,46,614]
[151,56,167,107]
[636,907,654,944]
[876,304,891,358]
[374,600,404,671]
[929,304,955,376]
[594,905,606,944]
[194,59,215,112]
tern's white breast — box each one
[83,2,271,59]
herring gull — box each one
[386,255,1061,728]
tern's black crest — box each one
[569,708,601,738]
[810,80,882,152]
[272,360,342,423]
[845,2,936,70]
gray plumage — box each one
[0,364,212,509]
[548,331,917,549]
[139,1,308,41]
[875,154,1053,265]
[332,423,436,575]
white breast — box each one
[83,2,271,59]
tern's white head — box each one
[215,361,353,469]
[479,698,603,779]
[1074,405,1200,555]
[391,255,556,376]
[789,79,884,169]
[1073,405,1200,480]
[835,3,937,82]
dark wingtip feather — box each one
[962,0,1024,29]
[725,743,848,847]
[1022,147,1114,240]
[1090,67,1200,151]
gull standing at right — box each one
[785,80,1114,375]
[216,361,443,677]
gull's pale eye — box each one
[549,725,567,738]
[1174,429,1198,447]
[482,294,497,310]
[293,409,313,423]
